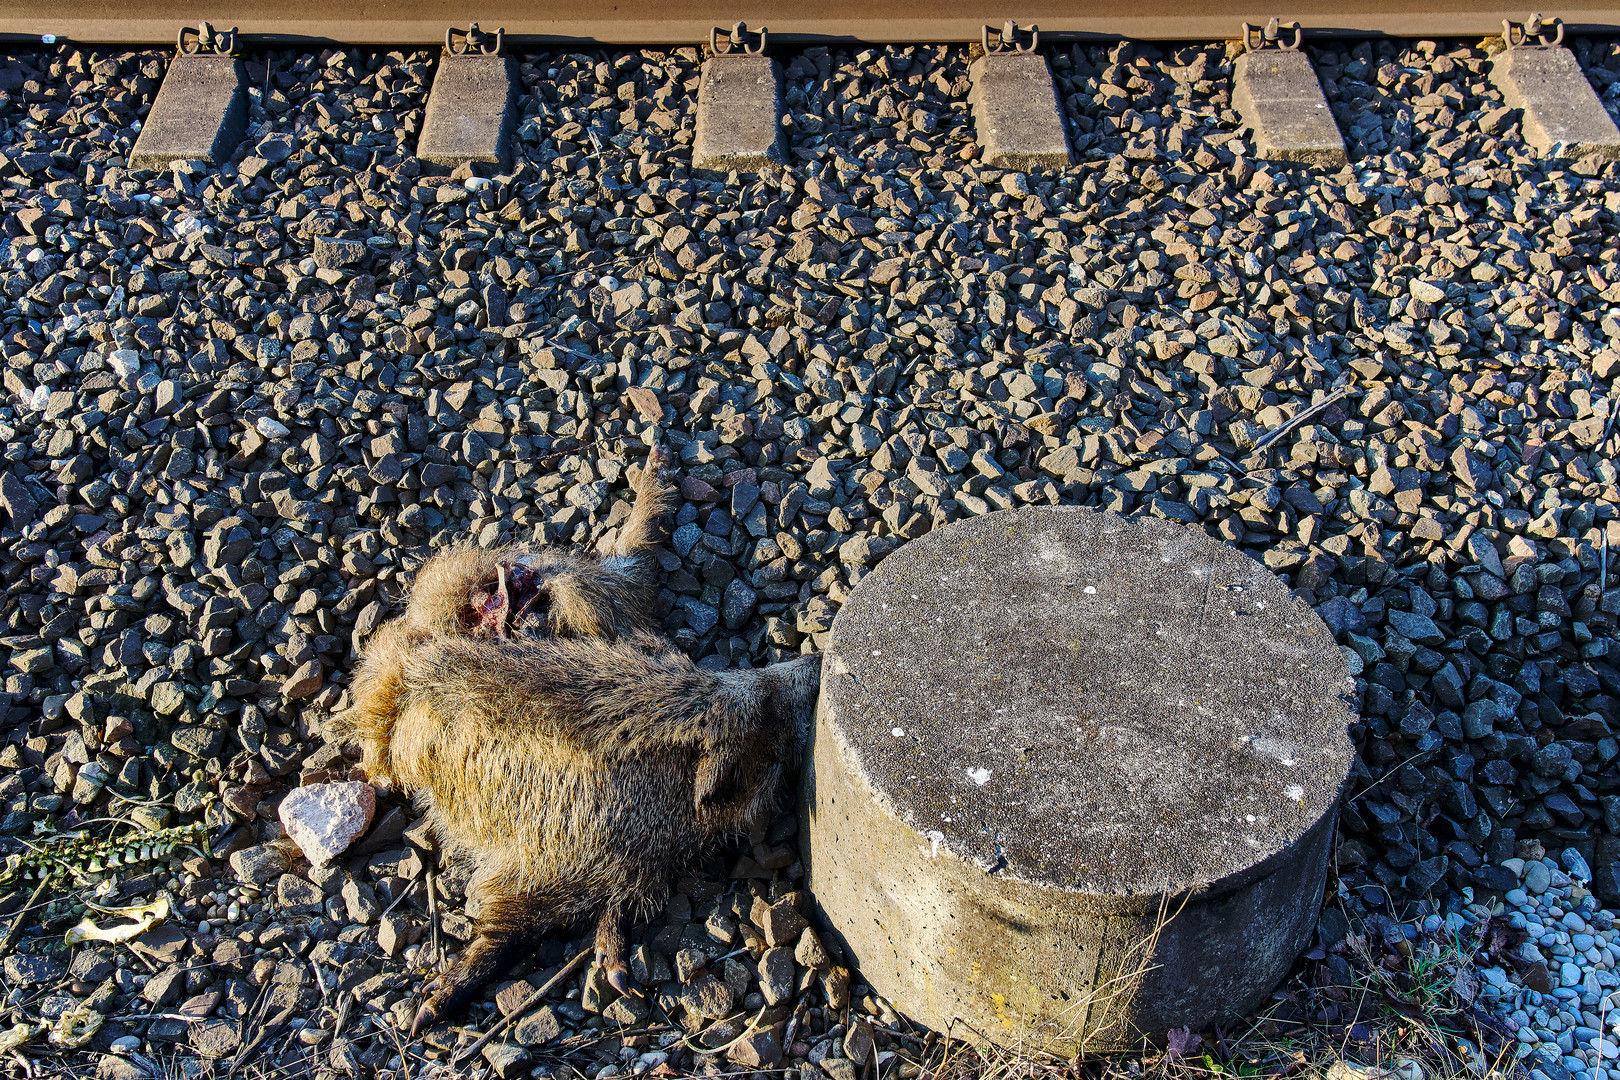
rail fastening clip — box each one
[1502,12,1564,48]
[177,21,237,56]
[710,21,768,54]
[982,20,1039,54]
[1241,16,1302,51]
[446,22,505,55]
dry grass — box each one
[850,892,1525,1080]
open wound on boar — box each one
[465,557,548,639]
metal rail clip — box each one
[1502,12,1564,48]
[1241,16,1302,51]
[711,21,768,54]
[983,20,1039,53]
[176,21,237,55]
[446,22,504,55]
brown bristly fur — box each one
[339,446,822,1035]
[341,445,679,781]
[415,444,679,642]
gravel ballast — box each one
[0,31,1619,1079]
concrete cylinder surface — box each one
[803,506,1356,1052]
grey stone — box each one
[512,1004,563,1045]
[1489,45,1620,161]
[630,943,671,985]
[807,507,1355,1049]
[581,963,618,1013]
[674,947,708,982]
[254,132,294,162]
[603,992,650,1026]
[728,1028,782,1068]
[313,237,368,270]
[191,1018,241,1058]
[129,55,247,169]
[1231,49,1347,166]
[693,55,786,174]
[230,843,290,885]
[141,966,187,1006]
[378,912,416,957]
[342,877,381,924]
[758,946,795,1005]
[69,949,114,983]
[758,897,808,946]
[3,954,63,985]
[967,52,1072,170]
[483,1041,529,1079]
[1387,608,1443,646]
[795,927,831,970]
[0,471,37,529]
[417,54,518,167]
[279,781,376,866]
[276,872,324,909]
[101,1057,150,1080]
[844,1017,875,1065]
[681,973,735,1019]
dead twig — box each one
[329,989,354,1047]
[782,998,811,1056]
[681,1006,771,1058]
[452,946,592,1065]
[1250,385,1355,457]
[426,870,440,968]
[229,1003,298,1074]
[533,433,639,468]
[379,876,420,920]
[0,877,52,961]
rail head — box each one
[3,1,1620,44]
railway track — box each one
[3,0,1620,46]
[0,13,1619,1080]
[6,5,1619,189]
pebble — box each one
[278,780,377,865]
[1460,856,1620,1074]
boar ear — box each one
[694,752,727,813]
[765,655,821,727]
[694,746,752,815]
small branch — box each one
[379,877,420,921]
[451,946,592,1065]
[229,1003,298,1074]
[426,872,441,968]
[0,877,52,960]
[1250,385,1354,457]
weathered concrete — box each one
[1232,50,1347,167]
[804,507,1356,1052]
[1489,46,1620,161]
[417,54,518,167]
[692,54,786,174]
[967,52,1073,170]
[128,55,246,170]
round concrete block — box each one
[804,506,1355,1052]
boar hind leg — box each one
[593,902,641,997]
[412,886,567,1036]
[604,444,676,561]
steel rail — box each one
[2,0,1619,45]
